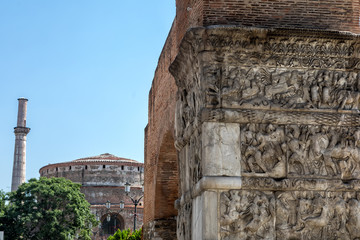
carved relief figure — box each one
[287,125,360,180]
[323,129,360,180]
[276,191,360,240]
[220,64,360,111]
[220,190,275,240]
[241,124,286,178]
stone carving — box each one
[178,129,202,196]
[177,201,192,240]
[201,108,360,127]
[203,63,222,108]
[241,123,286,178]
[188,130,202,188]
[240,176,360,192]
[222,68,360,111]
[221,190,360,240]
[170,27,360,240]
[174,53,202,150]
[263,38,355,57]
[276,191,360,240]
[287,125,360,180]
[220,190,275,240]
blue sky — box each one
[0,1,176,192]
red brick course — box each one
[174,0,360,34]
[201,0,360,33]
[144,24,179,225]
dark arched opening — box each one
[101,213,124,235]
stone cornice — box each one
[170,26,360,82]
[14,127,30,135]
[201,108,360,127]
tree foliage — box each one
[0,190,6,219]
[107,228,142,240]
[0,177,98,240]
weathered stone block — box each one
[192,191,218,240]
[202,122,241,177]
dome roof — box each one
[72,153,139,163]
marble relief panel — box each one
[240,123,360,180]
[276,191,360,240]
[220,190,275,240]
[220,67,360,111]
[220,190,360,240]
[287,125,360,180]
[240,123,287,179]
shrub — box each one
[107,228,142,240]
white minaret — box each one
[11,98,30,192]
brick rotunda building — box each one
[39,153,144,240]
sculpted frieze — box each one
[201,108,360,127]
[220,190,360,240]
[287,125,360,180]
[276,191,360,240]
[178,130,202,195]
[225,52,351,69]
[263,38,355,57]
[220,190,275,240]
[196,29,359,58]
[241,123,286,178]
[240,177,360,192]
[173,28,360,145]
[221,67,360,111]
[240,123,360,180]
[171,27,360,240]
[174,56,202,149]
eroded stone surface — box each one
[202,122,241,176]
[171,27,360,240]
[220,190,275,240]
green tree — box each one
[0,177,98,240]
[107,228,142,240]
[0,190,6,219]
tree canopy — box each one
[0,177,98,240]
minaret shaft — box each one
[11,98,30,192]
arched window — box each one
[101,213,124,235]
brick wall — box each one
[144,23,179,226]
[201,0,360,33]
[175,0,360,34]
